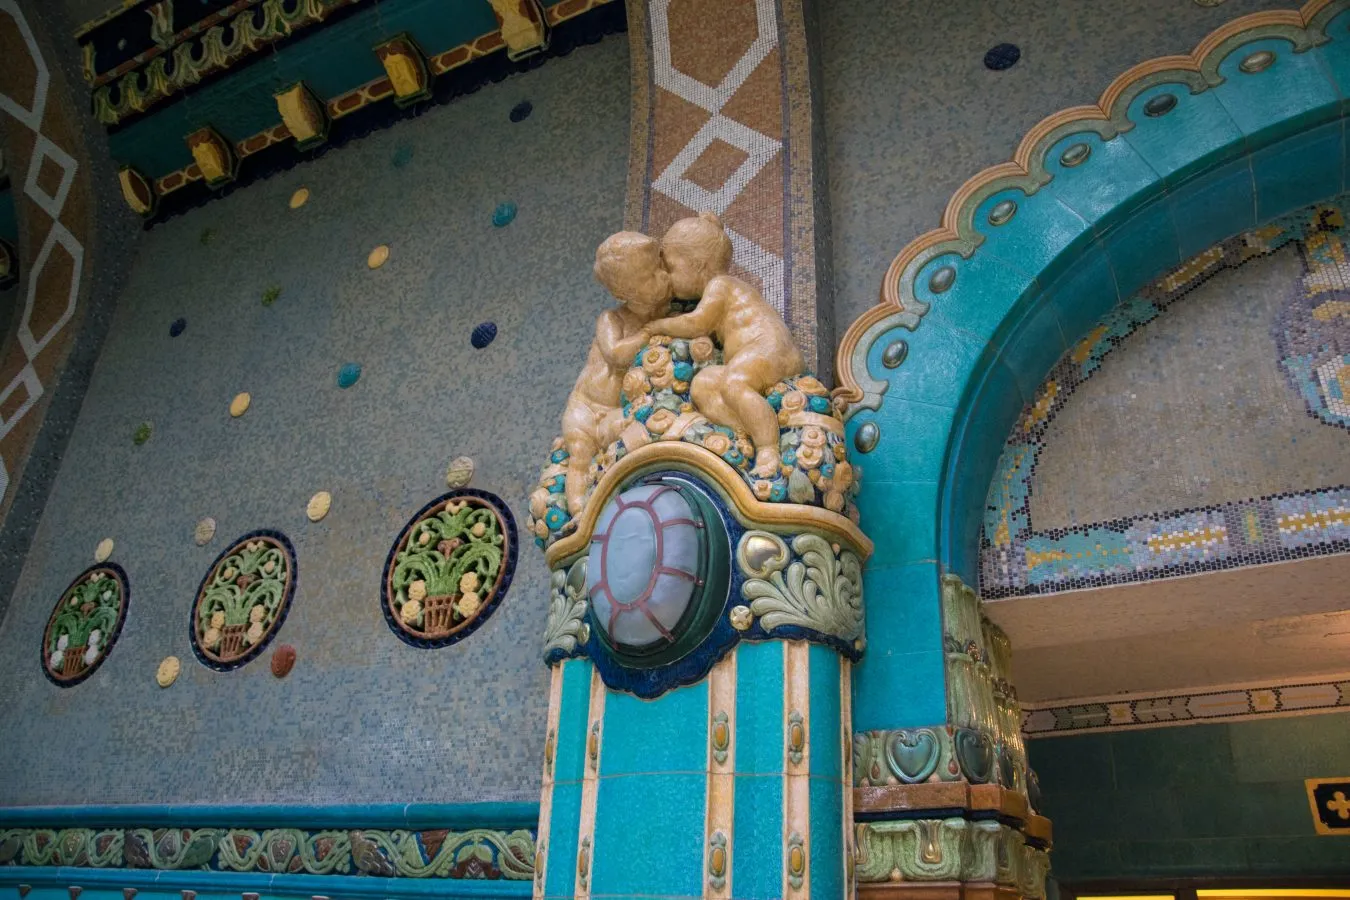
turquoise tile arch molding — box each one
[831,0,1350,730]
[828,1,1350,894]
[188,529,297,673]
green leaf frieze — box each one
[739,531,864,646]
[0,826,535,880]
[854,819,1047,898]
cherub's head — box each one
[660,212,734,299]
[594,231,672,318]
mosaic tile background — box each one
[0,33,631,806]
[817,0,1293,333]
[982,199,1350,597]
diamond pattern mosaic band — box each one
[1023,674,1350,737]
[623,0,826,368]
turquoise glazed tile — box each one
[807,643,842,779]
[1110,722,1235,789]
[855,478,940,569]
[1168,155,1257,260]
[591,773,706,897]
[1241,835,1350,876]
[1252,119,1346,222]
[554,659,595,785]
[1028,733,1115,793]
[969,188,1093,292]
[848,396,954,486]
[943,357,1026,582]
[1120,84,1245,187]
[601,680,709,775]
[1045,131,1164,229]
[994,295,1068,402]
[1045,840,1122,881]
[1230,713,1350,782]
[859,562,943,664]
[734,642,784,775]
[1317,9,1350,110]
[1212,37,1341,146]
[543,782,582,899]
[808,777,845,899]
[1100,201,1183,299]
[1115,837,1248,876]
[853,647,946,733]
[731,775,784,900]
[1040,245,1120,346]
[920,249,1038,343]
[873,315,988,409]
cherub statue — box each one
[646,213,805,477]
[559,231,673,515]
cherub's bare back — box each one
[710,276,804,377]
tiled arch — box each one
[832,0,1350,734]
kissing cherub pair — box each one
[559,213,804,515]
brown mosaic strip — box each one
[1022,674,1350,737]
[624,0,826,368]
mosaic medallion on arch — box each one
[190,530,297,671]
[382,489,518,649]
[41,563,130,687]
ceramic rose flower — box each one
[460,571,480,593]
[401,598,422,623]
[210,611,226,629]
[249,604,266,623]
[703,433,732,455]
[753,480,773,501]
[797,444,824,469]
[690,336,715,363]
[647,408,677,434]
[781,391,808,413]
[795,376,827,396]
[642,345,672,375]
[824,490,845,512]
[800,425,827,448]
[203,627,221,648]
[246,621,265,645]
[835,460,855,489]
[408,580,427,602]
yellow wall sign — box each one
[1305,777,1350,836]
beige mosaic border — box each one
[1022,673,1350,737]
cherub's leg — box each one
[598,407,627,446]
[690,367,742,432]
[722,360,782,477]
[562,403,602,516]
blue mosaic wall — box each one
[982,198,1350,597]
[0,34,631,806]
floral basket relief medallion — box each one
[41,563,130,687]
[382,489,518,648]
[190,531,297,671]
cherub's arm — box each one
[595,311,649,368]
[646,282,727,337]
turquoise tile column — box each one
[539,658,592,900]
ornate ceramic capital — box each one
[854,818,1049,899]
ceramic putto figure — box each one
[530,214,858,549]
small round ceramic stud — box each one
[445,456,475,489]
[307,491,332,522]
[230,392,251,417]
[271,644,296,678]
[729,605,753,631]
[156,656,181,688]
[94,538,114,563]
[367,245,390,269]
[289,187,310,209]
[194,517,216,546]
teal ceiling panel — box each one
[107,102,197,175]
[377,0,499,55]
[176,63,291,144]
[270,5,389,99]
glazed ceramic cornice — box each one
[542,441,873,569]
[831,0,1345,417]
